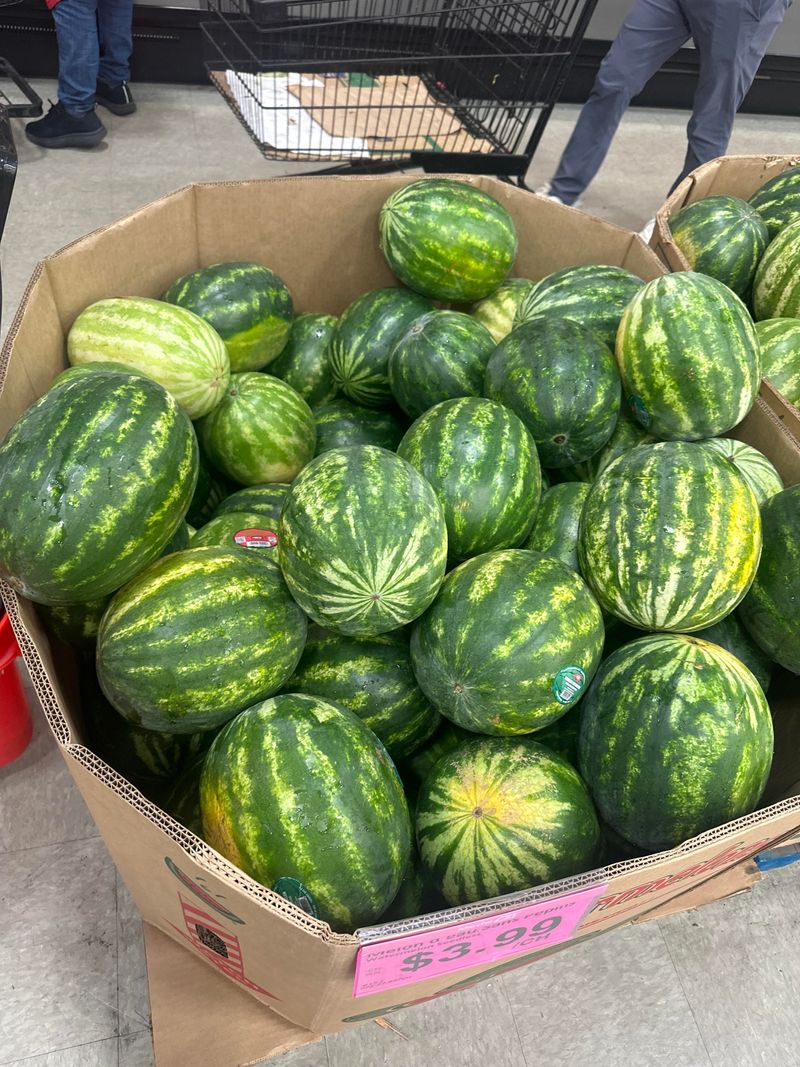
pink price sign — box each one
[353,882,606,997]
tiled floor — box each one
[1,80,799,1067]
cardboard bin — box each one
[3,175,800,1061]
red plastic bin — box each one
[0,609,32,766]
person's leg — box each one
[97,0,133,87]
[671,0,792,191]
[548,0,691,204]
[25,0,106,147]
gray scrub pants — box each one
[549,0,792,204]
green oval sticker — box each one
[553,666,586,705]
[272,876,318,918]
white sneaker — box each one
[638,217,655,243]
[535,182,583,210]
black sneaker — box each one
[95,80,137,116]
[25,101,107,148]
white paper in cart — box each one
[225,71,371,157]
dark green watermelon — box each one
[270,313,338,406]
[212,483,289,523]
[388,310,495,420]
[163,261,293,372]
[328,288,433,407]
[523,482,589,573]
[314,398,407,455]
[748,165,800,238]
[484,316,621,468]
[693,613,773,693]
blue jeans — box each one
[51,0,134,114]
[550,0,793,203]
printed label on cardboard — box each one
[353,882,606,997]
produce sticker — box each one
[353,881,606,996]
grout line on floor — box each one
[498,977,529,1067]
[0,1035,118,1067]
[656,921,716,1067]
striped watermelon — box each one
[397,398,542,560]
[667,195,769,300]
[191,511,280,559]
[410,549,604,735]
[278,445,448,636]
[328,288,432,407]
[200,693,412,930]
[0,371,197,605]
[748,165,800,238]
[380,847,425,922]
[199,373,315,484]
[270,313,338,405]
[379,179,517,302]
[523,482,589,572]
[51,360,146,387]
[399,721,474,794]
[578,442,762,632]
[67,297,230,419]
[314,398,407,455]
[616,273,760,439]
[739,485,800,674]
[557,409,654,483]
[97,548,307,733]
[165,754,205,837]
[416,738,600,906]
[484,316,621,467]
[187,451,233,528]
[533,705,581,767]
[212,483,289,522]
[752,219,800,320]
[577,634,774,851]
[693,613,773,694]
[699,437,783,507]
[41,597,110,651]
[286,625,440,759]
[163,262,293,373]
[755,318,800,406]
[471,279,536,342]
[515,264,644,350]
[388,310,495,420]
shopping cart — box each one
[201,0,598,186]
[0,54,42,328]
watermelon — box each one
[416,738,600,907]
[187,451,233,528]
[199,373,315,484]
[200,693,412,930]
[328,288,433,407]
[97,547,307,733]
[693,613,773,694]
[471,279,536,342]
[748,165,800,238]
[270,313,338,405]
[579,442,762,632]
[397,398,541,561]
[314,398,407,455]
[388,310,495,420]
[667,195,769,300]
[380,848,425,922]
[379,179,517,302]
[163,521,191,555]
[286,625,440,759]
[484,316,621,467]
[410,549,604,735]
[515,264,644,350]
[755,318,800,406]
[212,483,289,523]
[191,511,280,558]
[752,219,800,320]
[67,297,230,419]
[533,705,581,767]
[399,721,475,792]
[577,634,773,852]
[41,597,110,651]
[51,360,146,387]
[616,272,760,439]
[739,484,800,674]
[164,754,205,837]
[523,482,589,572]
[163,262,293,373]
[556,409,654,483]
[699,437,783,507]
[0,371,197,605]
[279,445,447,636]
